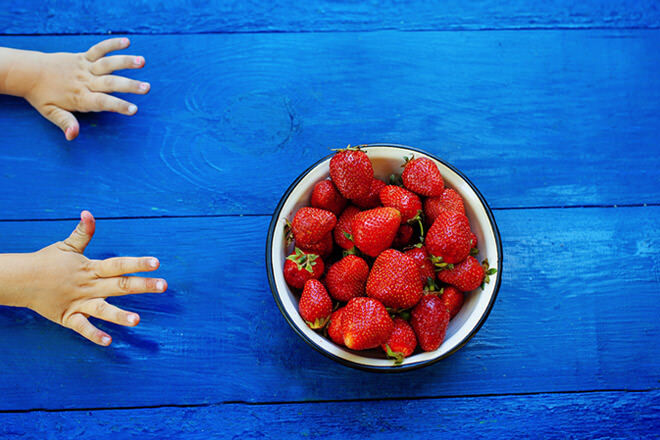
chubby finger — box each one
[90,75,150,94]
[80,299,140,327]
[65,312,112,346]
[36,104,80,141]
[91,55,144,75]
[84,92,137,115]
[97,276,167,297]
[92,257,159,277]
[63,211,95,253]
[85,37,130,62]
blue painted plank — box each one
[0,31,659,219]
[1,390,658,439]
[1,1,659,34]
[0,206,657,410]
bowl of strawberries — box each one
[266,143,502,371]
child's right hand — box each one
[21,38,150,141]
[7,211,167,346]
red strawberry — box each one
[381,318,417,364]
[353,178,386,209]
[411,295,450,351]
[404,245,435,285]
[426,210,472,264]
[325,255,370,302]
[299,279,333,329]
[437,255,485,292]
[379,185,422,223]
[327,307,345,345]
[366,249,423,309]
[283,248,324,290]
[292,207,337,246]
[341,297,394,350]
[424,188,465,224]
[393,224,414,248]
[442,286,464,318]
[329,147,374,200]
[401,157,444,197]
[470,231,478,249]
[298,232,333,258]
[334,205,361,250]
[310,180,347,215]
[351,207,402,257]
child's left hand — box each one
[22,37,150,140]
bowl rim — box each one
[266,143,503,372]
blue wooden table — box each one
[1,2,659,438]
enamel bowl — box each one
[266,144,502,372]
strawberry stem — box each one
[384,344,405,365]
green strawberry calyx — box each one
[400,154,415,168]
[331,144,364,153]
[384,344,406,365]
[407,209,425,241]
[306,316,331,330]
[430,255,454,271]
[470,247,479,256]
[480,258,498,289]
[389,173,404,186]
[423,277,444,295]
[284,219,295,245]
[286,247,320,273]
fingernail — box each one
[101,336,111,345]
[139,82,149,91]
[65,127,72,139]
[121,37,129,46]
[156,280,165,291]
[128,104,137,114]
[149,258,159,268]
[134,57,142,65]
[127,314,138,325]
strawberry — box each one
[437,255,485,292]
[381,317,417,364]
[352,178,386,209]
[341,297,394,350]
[292,207,337,246]
[441,286,464,318]
[298,232,333,258]
[470,231,478,249]
[283,248,324,290]
[426,210,472,264]
[327,307,345,345]
[310,180,347,215]
[393,224,414,249]
[424,188,465,224]
[404,245,435,285]
[299,279,333,329]
[325,255,370,302]
[351,207,402,257]
[411,295,450,351]
[366,249,423,309]
[333,205,361,250]
[329,146,374,200]
[379,185,422,223]
[401,157,444,197]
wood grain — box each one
[0,31,659,219]
[1,390,658,439]
[1,1,659,34]
[0,206,657,410]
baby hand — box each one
[25,211,166,346]
[24,38,149,141]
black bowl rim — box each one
[265,143,503,373]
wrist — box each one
[0,48,44,98]
[0,252,39,309]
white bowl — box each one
[266,144,502,371]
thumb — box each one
[38,104,79,141]
[64,211,96,253]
